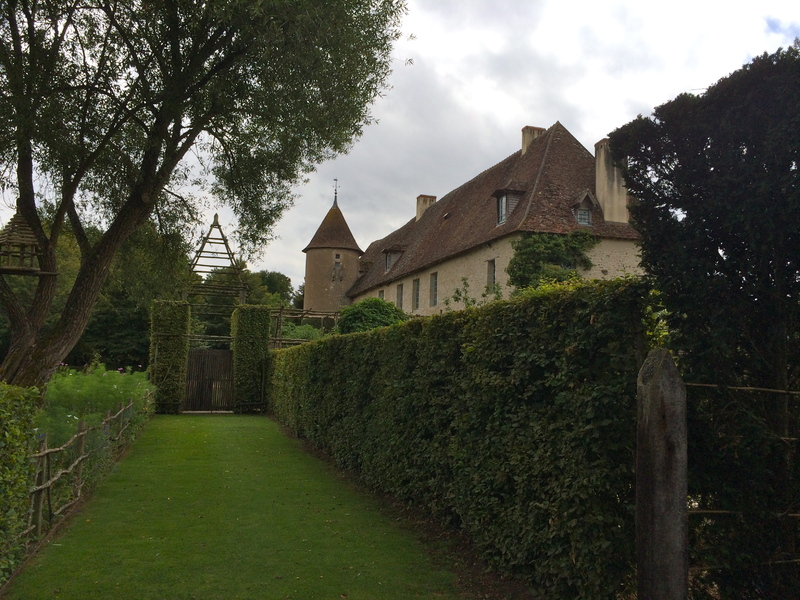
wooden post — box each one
[637,348,688,600]
[76,420,86,494]
[32,435,47,538]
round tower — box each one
[302,193,362,312]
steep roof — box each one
[303,200,363,254]
[347,122,639,297]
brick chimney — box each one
[521,126,546,155]
[416,194,436,221]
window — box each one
[396,283,404,310]
[497,195,508,225]
[378,290,384,300]
[335,253,341,259]
[429,272,438,307]
[487,259,496,287]
[577,208,591,225]
[412,278,420,310]
[385,252,391,272]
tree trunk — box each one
[0,196,154,388]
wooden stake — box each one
[637,349,688,600]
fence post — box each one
[75,420,86,495]
[637,348,688,600]
[32,435,47,538]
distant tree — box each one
[293,283,305,310]
[506,231,597,291]
[0,0,406,387]
[259,271,294,304]
[338,297,407,334]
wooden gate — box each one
[184,349,234,411]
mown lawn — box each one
[3,415,465,600]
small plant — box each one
[443,277,503,311]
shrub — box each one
[0,384,39,583]
[269,278,653,598]
[337,297,407,334]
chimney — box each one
[521,126,546,155]
[416,194,436,221]
[594,138,630,223]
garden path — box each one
[3,415,467,600]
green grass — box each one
[4,416,464,600]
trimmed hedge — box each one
[231,305,272,412]
[149,301,190,414]
[269,278,652,598]
[0,384,39,583]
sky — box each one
[239,0,800,291]
[3,1,798,292]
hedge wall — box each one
[268,278,652,598]
[0,384,39,583]
[149,300,190,414]
[231,305,272,412]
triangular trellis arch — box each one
[184,213,247,304]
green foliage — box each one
[610,45,800,597]
[506,231,598,290]
[149,301,190,414]
[338,297,408,334]
[0,384,39,584]
[0,0,406,386]
[281,322,323,341]
[231,306,273,412]
[269,278,653,598]
[38,364,153,447]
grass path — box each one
[3,416,466,600]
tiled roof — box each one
[303,202,363,254]
[346,122,639,297]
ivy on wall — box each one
[149,301,190,414]
[0,384,39,582]
[268,278,653,598]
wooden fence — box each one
[22,398,139,543]
[637,349,799,599]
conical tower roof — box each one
[303,199,362,254]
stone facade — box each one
[345,122,642,313]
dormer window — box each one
[385,252,391,272]
[573,190,598,226]
[497,194,508,225]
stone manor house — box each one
[303,122,641,316]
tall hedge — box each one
[0,384,39,583]
[231,305,272,412]
[149,300,190,414]
[269,278,652,598]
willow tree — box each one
[0,0,406,387]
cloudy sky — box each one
[5,1,795,291]
[242,0,799,291]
